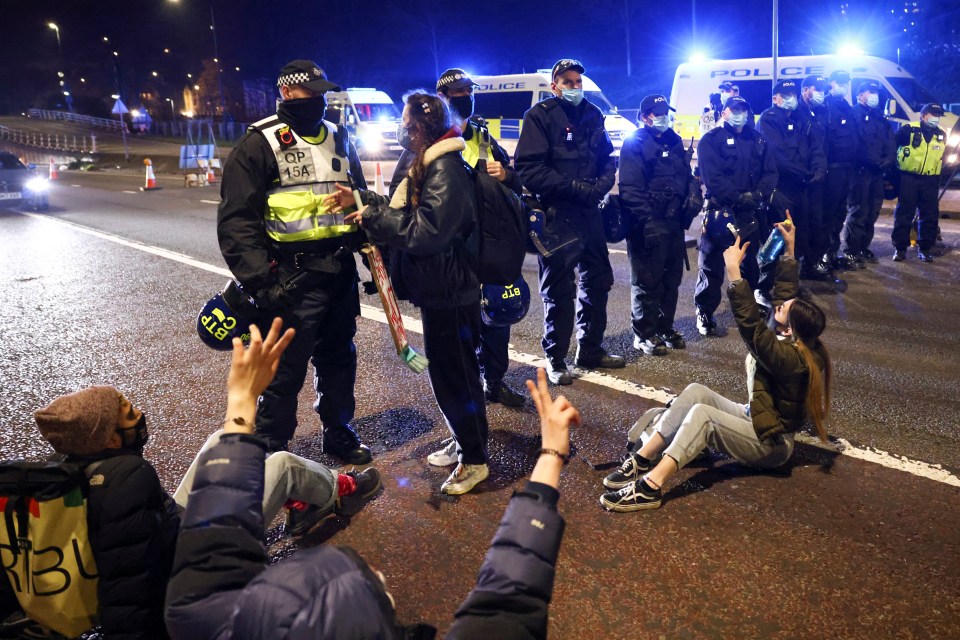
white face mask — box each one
[720,91,732,102]
[810,91,825,106]
[865,94,880,108]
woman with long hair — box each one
[327,92,490,495]
[600,213,832,511]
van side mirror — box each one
[887,99,897,116]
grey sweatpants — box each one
[174,429,339,523]
[651,383,794,469]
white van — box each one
[324,88,403,158]
[472,71,637,157]
[670,54,959,163]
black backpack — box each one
[460,129,529,286]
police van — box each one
[472,72,637,157]
[323,88,403,158]
[670,54,959,165]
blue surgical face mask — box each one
[779,95,798,111]
[924,116,940,128]
[810,91,825,106]
[727,112,747,128]
[397,124,413,151]
[560,88,584,106]
[830,85,848,98]
[866,94,880,108]
[649,115,671,133]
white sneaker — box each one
[427,438,458,467]
[440,463,489,495]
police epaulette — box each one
[538,99,560,111]
[248,117,282,133]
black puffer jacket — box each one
[361,135,480,309]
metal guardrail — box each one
[27,109,126,133]
[0,125,96,153]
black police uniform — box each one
[822,91,860,266]
[515,96,617,364]
[390,118,521,399]
[891,121,946,255]
[217,117,368,460]
[796,97,830,274]
[618,124,691,344]
[757,102,826,279]
[695,121,778,317]
[843,101,896,261]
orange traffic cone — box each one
[48,157,58,181]
[206,160,218,184]
[374,162,385,196]
[140,158,160,191]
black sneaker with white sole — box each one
[599,478,662,512]
[633,335,668,356]
[603,453,652,489]
[658,329,686,350]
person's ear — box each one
[105,431,122,449]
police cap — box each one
[724,96,750,112]
[436,68,479,94]
[802,75,828,91]
[551,58,585,80]
[921,103,945,116]
[828,70,851,84]
[772,79,799,96]
[277,60,341,92]
[857,81,881,95]
[640,94,676,116]
[718,81,737,92]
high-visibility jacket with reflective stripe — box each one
[897,122,945,176]
[462,121,492,170]
[251,116,356,243]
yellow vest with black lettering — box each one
[461,120,494,170]
[253,116,357,243]
[897,122,945,176]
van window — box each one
[728,79,775,114]
[585,91,615,113]
[475,92,536,119]
[354,103,400,122]
[886,77,937,113]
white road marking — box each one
[200,199,220,204]
[121,190,138,194]
[609,248,627,255]
[19,211,960,488]
[71,184,82,188]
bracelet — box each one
[539,448,570,464]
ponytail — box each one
[788,297,831,443]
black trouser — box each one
[538,208,614,360]
[695,213,761,317]
[256,256,360,452]
[422,301,489,465]
[822,164,855,258]
[805,180,827,267]
[626,217,685,339]
[892,172,940,252]
[477,322,510,388]
[844,166,884,254]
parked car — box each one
[0,153,49,211]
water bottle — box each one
[758,220,791,265]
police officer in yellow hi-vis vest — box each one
[891,102,947,263]
[217,60,371,463]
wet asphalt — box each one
[1,167,958,638]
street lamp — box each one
[48,23,61,56]
[166,98,176,119]
[47,22,73,113]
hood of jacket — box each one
[390,136,467,209]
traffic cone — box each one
[374,162,385,196]
[48,157,58,181]
[140,158,161,191]
[205,160,218,184]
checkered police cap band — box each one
[277,72,312,87]
[437,72,465,89]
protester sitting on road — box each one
[599,214,832,511]
[326,92,491,496]
[165,318,580,639]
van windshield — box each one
[475,91,536,119]
[355,103,400,122]
[586,91,615,113]
[886,77,938,113]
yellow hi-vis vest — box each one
[253,116,357,243]
[462,120,494,170]
[897,122,945,176]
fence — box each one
[0,125,96,153]
[27,109,126,132]
[138,119,251,142]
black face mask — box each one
[448,94,474,121]
[278,96,326,133]
[117,413,149,451]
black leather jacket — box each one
[362,137,480,309]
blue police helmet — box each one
[197,280,259,350]
[481,277,531,327]
[704,207,739,245]
[525,196,584,259]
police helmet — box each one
[481,277,531,327]
[197,280,260,350]
[704,207,740,246]
[525,196,583,259]
[600,193,628,244]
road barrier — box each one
[27,109,126,132]
[0,125,97,153]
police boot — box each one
[323,425,372,465]
[574,346,626,370]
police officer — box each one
[892,103,947,262]
[515,58,623,385]
[695,96,778,335]
[217,60,371,463]
[758,79,826,287]
[386,69,527,408]
[797,74,832,279]
[821,70,860,271]
[842,81,896,267]
[619,94,694,355]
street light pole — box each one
[210,6,227,119]
[47,22,74,113]
[772,0,779,92]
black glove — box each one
[254,283,296,311]
[735,191,758,211]
[807,168,826,184]
[571,179,601,207]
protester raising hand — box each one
[526,367,581,489]
[224,318,295,435]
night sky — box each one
[1,0,958,117]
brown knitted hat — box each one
[34,386,122,455]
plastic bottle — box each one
[758,220,792,265]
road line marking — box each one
[121,190,138,194]
[200,199,220,204]
[609,248,627,255]
[18,211,960,488]
[70,184,82,188]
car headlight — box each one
[25,177,48,192]
[947,153,958,165]
[359,128,383,150]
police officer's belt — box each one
[278,251,342,274]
